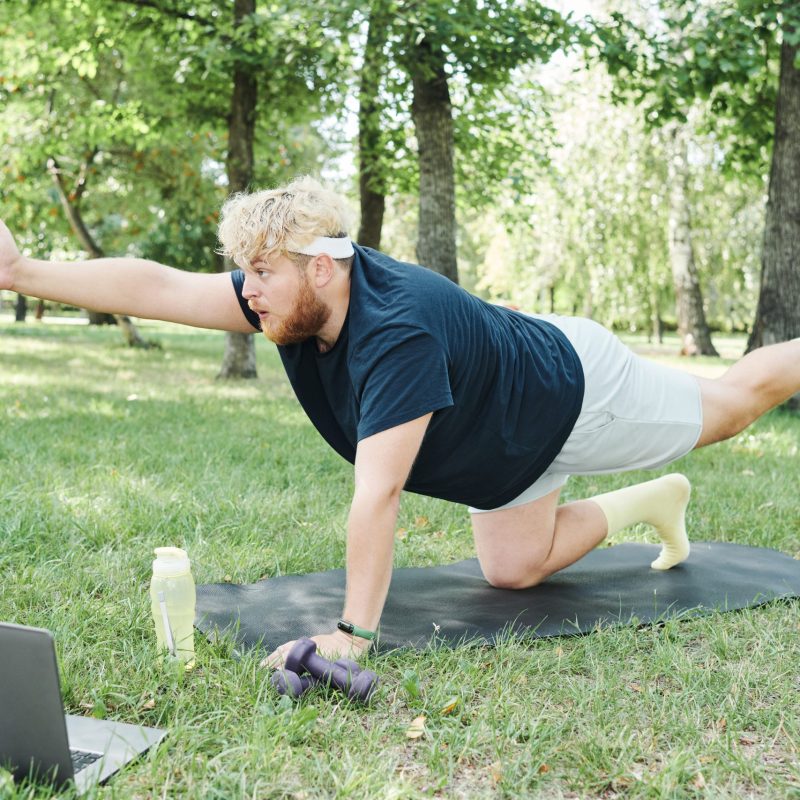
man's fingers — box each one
[260,640,295,670]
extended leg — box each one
[472,487,609,589]
[695,338,800,447]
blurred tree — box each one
[218,0,259,379]
[666,125,718,355]
[357,0,393,250]
[479,66,674,332]
[748,31,800,365]
[594,0,800,370]
[469,59,764,338]
[14,294,27,323]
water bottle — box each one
[150,547,196,667]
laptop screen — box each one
[0,623,75,788]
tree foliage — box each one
[0,0,348,274]
[591,0,800,177]
[473,62,764,333]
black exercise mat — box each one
[195,542,800,653]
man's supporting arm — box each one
[340,413,433,642]
[264,412,433,666]
[0,219,255,332]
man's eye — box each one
[256,270,267,278]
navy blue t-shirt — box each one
[231,245,584,509]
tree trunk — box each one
[667,131,719,356]
[15,294,27,322]
[409,39,459,283]
[86,311,117,325]
[47,157,150,344]
[650,287,664,345]
[357,1,390,250]
[218,0,258,380]
[746,35,800,396]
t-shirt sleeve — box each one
[230,269,262,331]
[354,330,454,441]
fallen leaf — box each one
[555,646,564,657]
[406,715,426,739]
[491,761,503,783]
[629,682,643,693]
[396,528,408,540]
[414,516,429,528]
[440,697,460,715]
[692,772,706,789]
[140,698,156,711]
[538,763,550,774]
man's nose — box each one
[241,273,257,299]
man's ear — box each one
[311,254,336,288]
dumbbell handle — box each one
[285,640,359,686]
[305,650,353,692]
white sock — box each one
[590,473,691,570]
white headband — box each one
[291,236,354,259]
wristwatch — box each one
[337,619,376,640]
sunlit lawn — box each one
[1,315,798,799]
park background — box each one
[1,0,799,798]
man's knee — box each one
[481,562,548,590]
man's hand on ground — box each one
[261,629,371,671]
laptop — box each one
[0,622,167,795]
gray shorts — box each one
[469,315,704,514]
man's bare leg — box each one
[472,474,693,588]
[472,487,609,589]
[695,338,800,447]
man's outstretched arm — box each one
[264,412,433,666]
[0,219,255,333]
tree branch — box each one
[47,156,104,258]
[73,148,99,203]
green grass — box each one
[1,318,799,799]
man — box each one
[1,176,798,667]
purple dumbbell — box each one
[284,638,379,703]
[270,657,363,699]
[270,668,315,698]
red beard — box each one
[264,275,331,346]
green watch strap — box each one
[337,619,376,641]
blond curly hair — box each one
[217,176,353,269]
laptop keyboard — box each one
[70,748,103,772]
